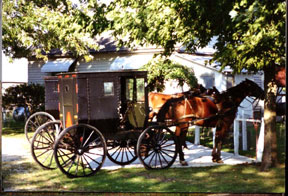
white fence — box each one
[193,111,264,162]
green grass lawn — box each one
[1,120,286,193]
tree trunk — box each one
[261,66,278,171]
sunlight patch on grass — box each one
[241,167,257,174]
[193,172,209,177]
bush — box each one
[141,56,198,92]
[2,83,45,116]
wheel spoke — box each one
[148,151,157,166]
[161,142,175,148]
[82,131,94,148]
[83,153,101,166]
[82,154,94,172]
[110,146,121,157]
[80,156,86,176]
[160,149,175,159]
[39,131,53,144]
[126,146,134,158]
[161,148,176,153]
[75,156,80,176]
[159,151,169,165]
[154,152,158,167]
[35,148,51,158]
[157,152,163,168]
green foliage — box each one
[109,0,234,55]
[141,56,198,92]
[110,0,285,73]
[212,0,286,73]
[2,83,45,114]
[2,0,110,60]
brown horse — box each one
[157,79,265,165]
[148,85,218,151]
[148,84,215,120]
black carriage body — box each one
[57,70,148,138]
[44,76,60,119]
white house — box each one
[24,34,266,118]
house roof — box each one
[41,58,76,72]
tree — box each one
[2,83,45,116]
[2,0,109,60]
[141,56,198,92]
[109,0,286,170]
[211,0,285,170]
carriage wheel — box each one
[25,112,55,143]
[31,120,62,169]
[54,124,107,178]
[137,125,177,169]
[106,139,138,165]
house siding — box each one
[171,54,228,92]
[28,60,48,84]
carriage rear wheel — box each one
[137,125,177,169]
[25,112,55,143]
[31,120,62,169]
[106,139,137,165]
[54,124,107,178]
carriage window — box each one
[136,78,145,102]
[126,79,134,101]
[104,82,114,96]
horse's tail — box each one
[156,96,185,122]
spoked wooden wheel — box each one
[106,139,138,165]
[25,112,55,143]
[31,120,62,169]
[54,124,107,178]
[137,125,177,169]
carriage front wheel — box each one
[137,125,177,169]
[25,112,55,143]
[54,124,107,178]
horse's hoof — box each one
[217,160,224,163]
[180,161,188,166]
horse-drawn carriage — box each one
[25,70,178,177]
[24,70,265,178]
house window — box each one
[201,75,215,89]
[104,82,114,96]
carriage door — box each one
[59,75,78,129]
[123,77,146,128]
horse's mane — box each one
[219,80,247,97]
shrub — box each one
[2,83,45,116]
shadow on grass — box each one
[2,158,285,193]
[2,120,25,136]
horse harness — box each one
[174,94,238,126]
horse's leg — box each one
[181,128,188,149]
[176,126,188,166]
[211,123,224,163]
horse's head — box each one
[242,79,265,100]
